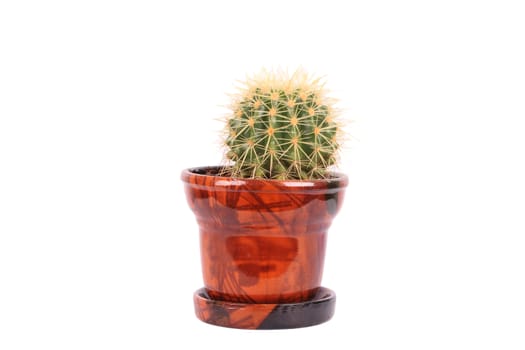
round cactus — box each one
[222,69,341,180]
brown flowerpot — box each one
[181,166,348,329]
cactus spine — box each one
[223,69,341,180]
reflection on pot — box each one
[226,236,298,281]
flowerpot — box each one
[181,166,348,329]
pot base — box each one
[193,287,336,329]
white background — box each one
[1,0,524,349]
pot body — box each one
[182,166,348,304]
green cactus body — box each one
[223,69,341,180]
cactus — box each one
[222,69,341,180]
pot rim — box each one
[181,165,348,193]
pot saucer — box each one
[193,287,336,329]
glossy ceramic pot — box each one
[181,166,348,305]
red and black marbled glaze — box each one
[182,166,348,329]
[194,287,336,329]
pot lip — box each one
[181,165,348,192]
